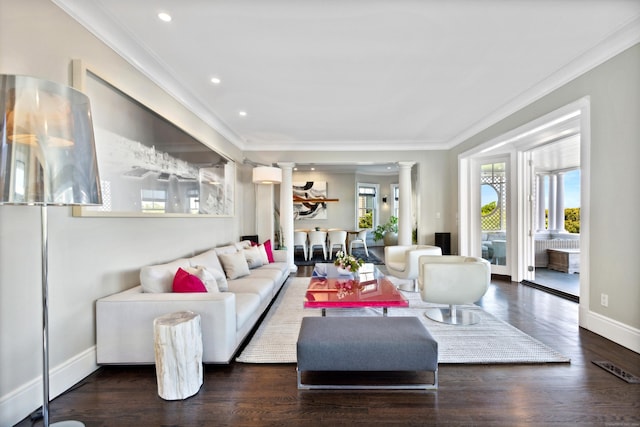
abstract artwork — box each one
[293,181,328,220]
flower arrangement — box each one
[334,250,365,273]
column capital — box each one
[277,162,295,170]
[397,161,415,169]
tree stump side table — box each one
[153,311,203,400]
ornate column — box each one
[555,172,566,233]
[397,161,414,246]
[536,174,546,232]
[278,162,296,272]
[548,174,557,233]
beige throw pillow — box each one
[244,246,264,269]
[218,252,250,279]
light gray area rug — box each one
[236,277,570,364]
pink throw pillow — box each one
[263,239,275,263]
[173,268,207,293]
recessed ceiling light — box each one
[158,12,172,22]
[310,167,315,171]
[210,77,221,85]
[239,111,247,117]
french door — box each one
[478,157,510,275]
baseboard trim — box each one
[0,346,98,427]
[580,308,640,354]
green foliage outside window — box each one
[481,201,497,216]
[359,212,372,229]
[564,208,580,233]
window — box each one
[391,184,400,218]
[187,189,199,214]
[357,184,377,229]
[141,189,167,213]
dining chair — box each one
[327,230,347,259]
[293,231,308,260]
[307,230,328,261]
[348,229,370,257]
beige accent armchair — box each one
[418,255,491,325]
[384,245,443,292]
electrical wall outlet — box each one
[600,293,609,307]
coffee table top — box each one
[303,263,408,310]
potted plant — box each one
[373,216,398,245]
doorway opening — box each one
[459,97,590,308]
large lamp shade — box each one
[0,74,102,206]
[0,74,101,427]
[252,166,282,184]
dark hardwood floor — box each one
[18,248,640,426]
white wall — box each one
[0,1,251,425]
[256,151,453,247]
[450,43,640,347]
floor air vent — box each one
[592,361,640,383]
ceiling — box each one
[53,1,640,156]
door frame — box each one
[458,97,590,325]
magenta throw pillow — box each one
[263,239,275,263]
[172,267,207,293]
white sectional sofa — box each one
[96,241,290,364]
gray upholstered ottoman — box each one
[296,316,438,390]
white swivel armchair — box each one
[307,230,328,261]
[384,245,443,292]
[294,231,308,260]
[327,230,347,259]
[349,229,369,257]
[418,255,491,325]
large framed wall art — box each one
[71,60,234,217]
[293,181,330,220]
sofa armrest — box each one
[273,249,287,262]
[96,286,238,364]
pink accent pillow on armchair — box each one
[172,268,207,293]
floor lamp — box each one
[0,75,102,426]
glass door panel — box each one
[480,161,508,270]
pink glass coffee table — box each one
[303,263,408,316]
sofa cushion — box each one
[173,267,208,293]
[235,292,262,332]
[243,246,264,269]
[140,258,191,293]
[189,249,224,276]
[185,266,219,293]
[248,268,282,284]
[219,251,250,279]
[228,277,274,302]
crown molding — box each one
[52,0,246,150]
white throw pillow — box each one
[244,246,264,269]
[235,240,253,251]
[257,244,269,265]
[207,266,229,291]
[140,258,191,293]
[186,266,219,293]
[189,249,224,274]
[218,252,250,279]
